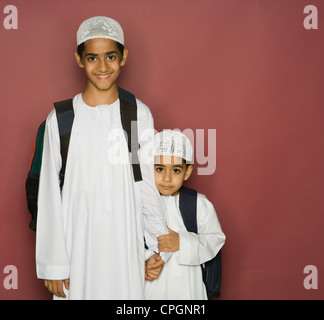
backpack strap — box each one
[118,87,143,182]
[54,98,74,189]
[179,186,222,299]
[54,89,143,187]
[26,91,140,231]
[179,187,198,233]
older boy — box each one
[145,130,226,299]
[36,16,169,300]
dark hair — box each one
[77,41,125,60]
[183,159,191,168]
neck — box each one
[82,84,119,107]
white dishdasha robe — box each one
[145,193,225,300]
[36,93,169,300]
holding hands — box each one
[158,227,179,252]
[145,253,164,281]
[145,227,179,281]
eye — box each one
[155,167,164,172]
[173,169,181,174]
[87,56,97,62]
[107,55,116,61]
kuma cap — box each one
[154,130,193,163]
[77,16,124,46]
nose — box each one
[98,57,108,72]
[162,170,172,182]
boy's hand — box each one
[158,227,179,252]
[44,279,70,298]
[145,253,164,281]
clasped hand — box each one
[44,279,69,298]
[158,227,179,252]
[145,227,179,281]
[45,228,180,290]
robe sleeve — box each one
[176,193,226,265]
[137,100,171,263]
[36,110,70,280]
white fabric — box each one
[77,16,124,46]
[154,130,193,162]
[36,94,170,300]
[145,193,225,300]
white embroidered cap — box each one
[77,16,124,46]
[154,130,193,163]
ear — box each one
[75,50,84,68]
[120,47,128,67]
[184,165,193,181]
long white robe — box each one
[36,94,169,300]
[145,193,226,300]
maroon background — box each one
[0,0,323,299]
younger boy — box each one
[145,130,226,300]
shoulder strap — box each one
[54,98,74,189]
[179,186,198,233]
[179,186,222,299]
[53,91,142,187]
[118,87,143,182]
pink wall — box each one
[0,0,323,300]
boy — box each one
[144,130,226,300]
[36,16,170,300]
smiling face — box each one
[75,38,128,94]
[154,155,193,196]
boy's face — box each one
[154,155,193,196]
[75,38,127,93]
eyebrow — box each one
[85,51,118,57]
[154,164,184,168]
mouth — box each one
[160,185,172,190]
[95,73,112,80]
[158,185,174,196]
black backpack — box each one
[179,186,223,299]
[26,87,142,231]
